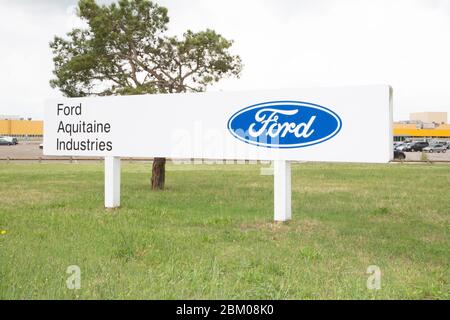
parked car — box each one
[410,141,429,152]
[0,136,18,145]
[394,150,406,160]
[423,144,447,153]
[395,143,413,152]
[394,143,403,150]
[0,137,13,145]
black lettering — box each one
[57,103,64,115]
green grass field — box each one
[0,162,448,299]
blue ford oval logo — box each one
[227,101,342,148]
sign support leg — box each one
[274,160,291,222]
[105,156,121,208]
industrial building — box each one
[409,112,447,124]
[0,116,43,137]
[393,112,450,141]
[0,112,449,140]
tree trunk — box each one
[151,157,166,190]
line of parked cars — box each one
[0,136,18,145]
[394,141,449,153]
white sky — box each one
[0,0,449,120]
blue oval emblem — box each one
[227,101,342,148]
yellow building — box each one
[394,112,450,140]
[0,119,43,136]
[394,123,450,138]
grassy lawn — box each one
[0,162,448,299]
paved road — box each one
[0,141,44,158]
[1,140,450,161]
[0,141,145,161]
[404,151,450,161]
[0,141,99,160]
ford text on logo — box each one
[227,101,342,148]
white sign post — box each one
[104,156,121,208]
[44,85,393,221]
[274,160,291,221]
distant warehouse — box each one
[394,112,450,141]
[0,115,43,137]
[0,112,449,140]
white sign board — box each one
[44,85,392,162]
[44,85,393,221]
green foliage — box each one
[50,0,242,97]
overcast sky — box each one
[1,0,449,120]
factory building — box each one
[0,112,449,140]
[0,117,43,137]
[394,112,450,141]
